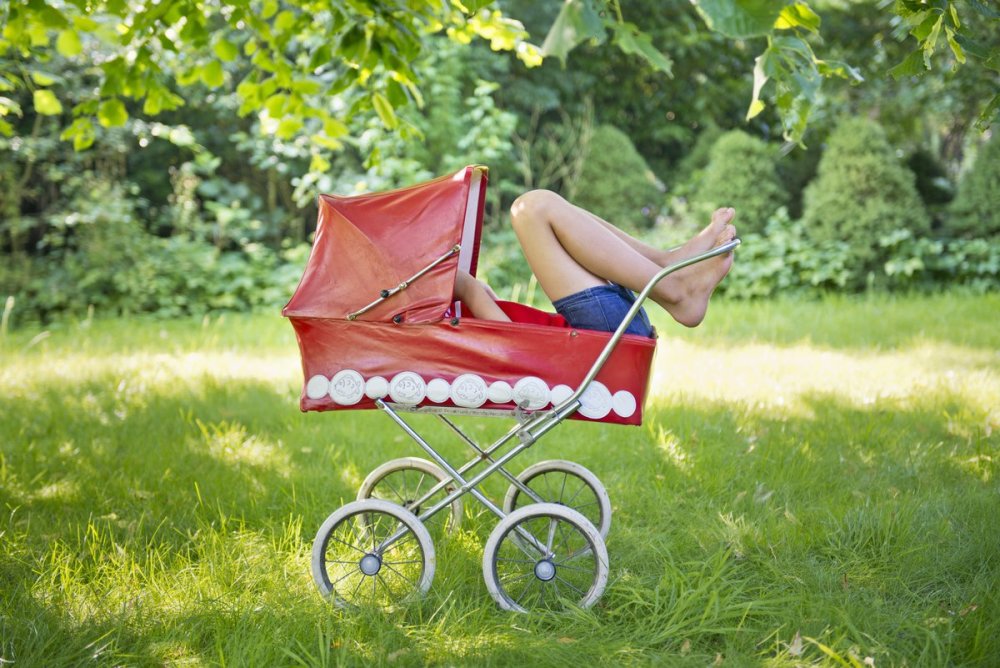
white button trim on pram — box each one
[306,374,330,399]
[578,381,612,419]
[487,381,513,404]
[365,376,389,399]
[550,384,573,406]
[612,390,637,418]
[426,378,451,403]
[451,374,488,408]
[513,376,550,410]
[330,369,365,405]
[389,372,426,405]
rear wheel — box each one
[503,460,611,538]
[358,457,462,534]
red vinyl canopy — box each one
[283,165,487,324]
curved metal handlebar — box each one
[549,237,742,422]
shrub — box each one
[692,130,789,234]
[570,124,663,233]
[946,135,1000,238]
[802,118,930,282]
[717,209,853,299]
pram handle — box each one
[553,237,742,418]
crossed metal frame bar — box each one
[371,237,742,555]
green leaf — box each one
[460,0,495,13]
[213,38,239,62]
[200,60,225,88]
[775,2,821,33]
[888,49,926,79]
[975,92,999,131]
[98,98,128,127]
[60,117,95,150]
[276,117,303,139]
[540,0,606,65]
[261,0,279,19]
[372,92,398,130]
[945,27,966,64]
[29,70,58,86]
[612,23,673,76]
[966,0,1000,19]
[952,32,991,60]
[56,30,83,57]
[693,0,784,39]
[817,59,864,83]
[274,10,296,33]
[33,89,63,115]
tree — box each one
[802,118,930,281]
[946,134,1000,238]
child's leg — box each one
[509,189,735,328]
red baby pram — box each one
[284,166,739,612]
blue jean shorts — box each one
[552,283,655,338]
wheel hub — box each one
[359,553,382,576]
[534,559,556,582]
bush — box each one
[717,209,853,299]
[692,130,789,234]
[802,118,930,282]
[570,124,663,233]
[715,210,1000,300]
[946,135,1000,239]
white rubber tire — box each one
[311,499,435,606]
[502,460,612,538]
[482,502,609,613]
[357,457,462,532]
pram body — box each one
[284,166,656,425]
[284,166,739,612]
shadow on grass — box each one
[2,373,998,665]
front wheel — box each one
[482,503,608,613]
[312,499,435,608]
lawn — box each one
[1,293,998,666]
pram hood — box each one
[282,165,488,324]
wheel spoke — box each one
[554,574,586,597]
[381,561,419,590]
[329,533,368,556]
[328,566,362,589]
[546,518,558,553]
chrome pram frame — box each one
[310,237,741,612]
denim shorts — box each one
[552,283,655,338]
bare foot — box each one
[653,208,736,327]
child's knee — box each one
[510,189,560,228]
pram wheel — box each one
[483,503,608,613]
[357,457,462,534]
[503,460,612,538]
[312,499,435,608]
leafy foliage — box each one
[889,0,1000,129]
[693,130,789,233]
[571,124,664,232]
[802,118,930,282]
[946,134,1000,238]
[717,209,1000,299]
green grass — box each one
[1,293,998,666]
